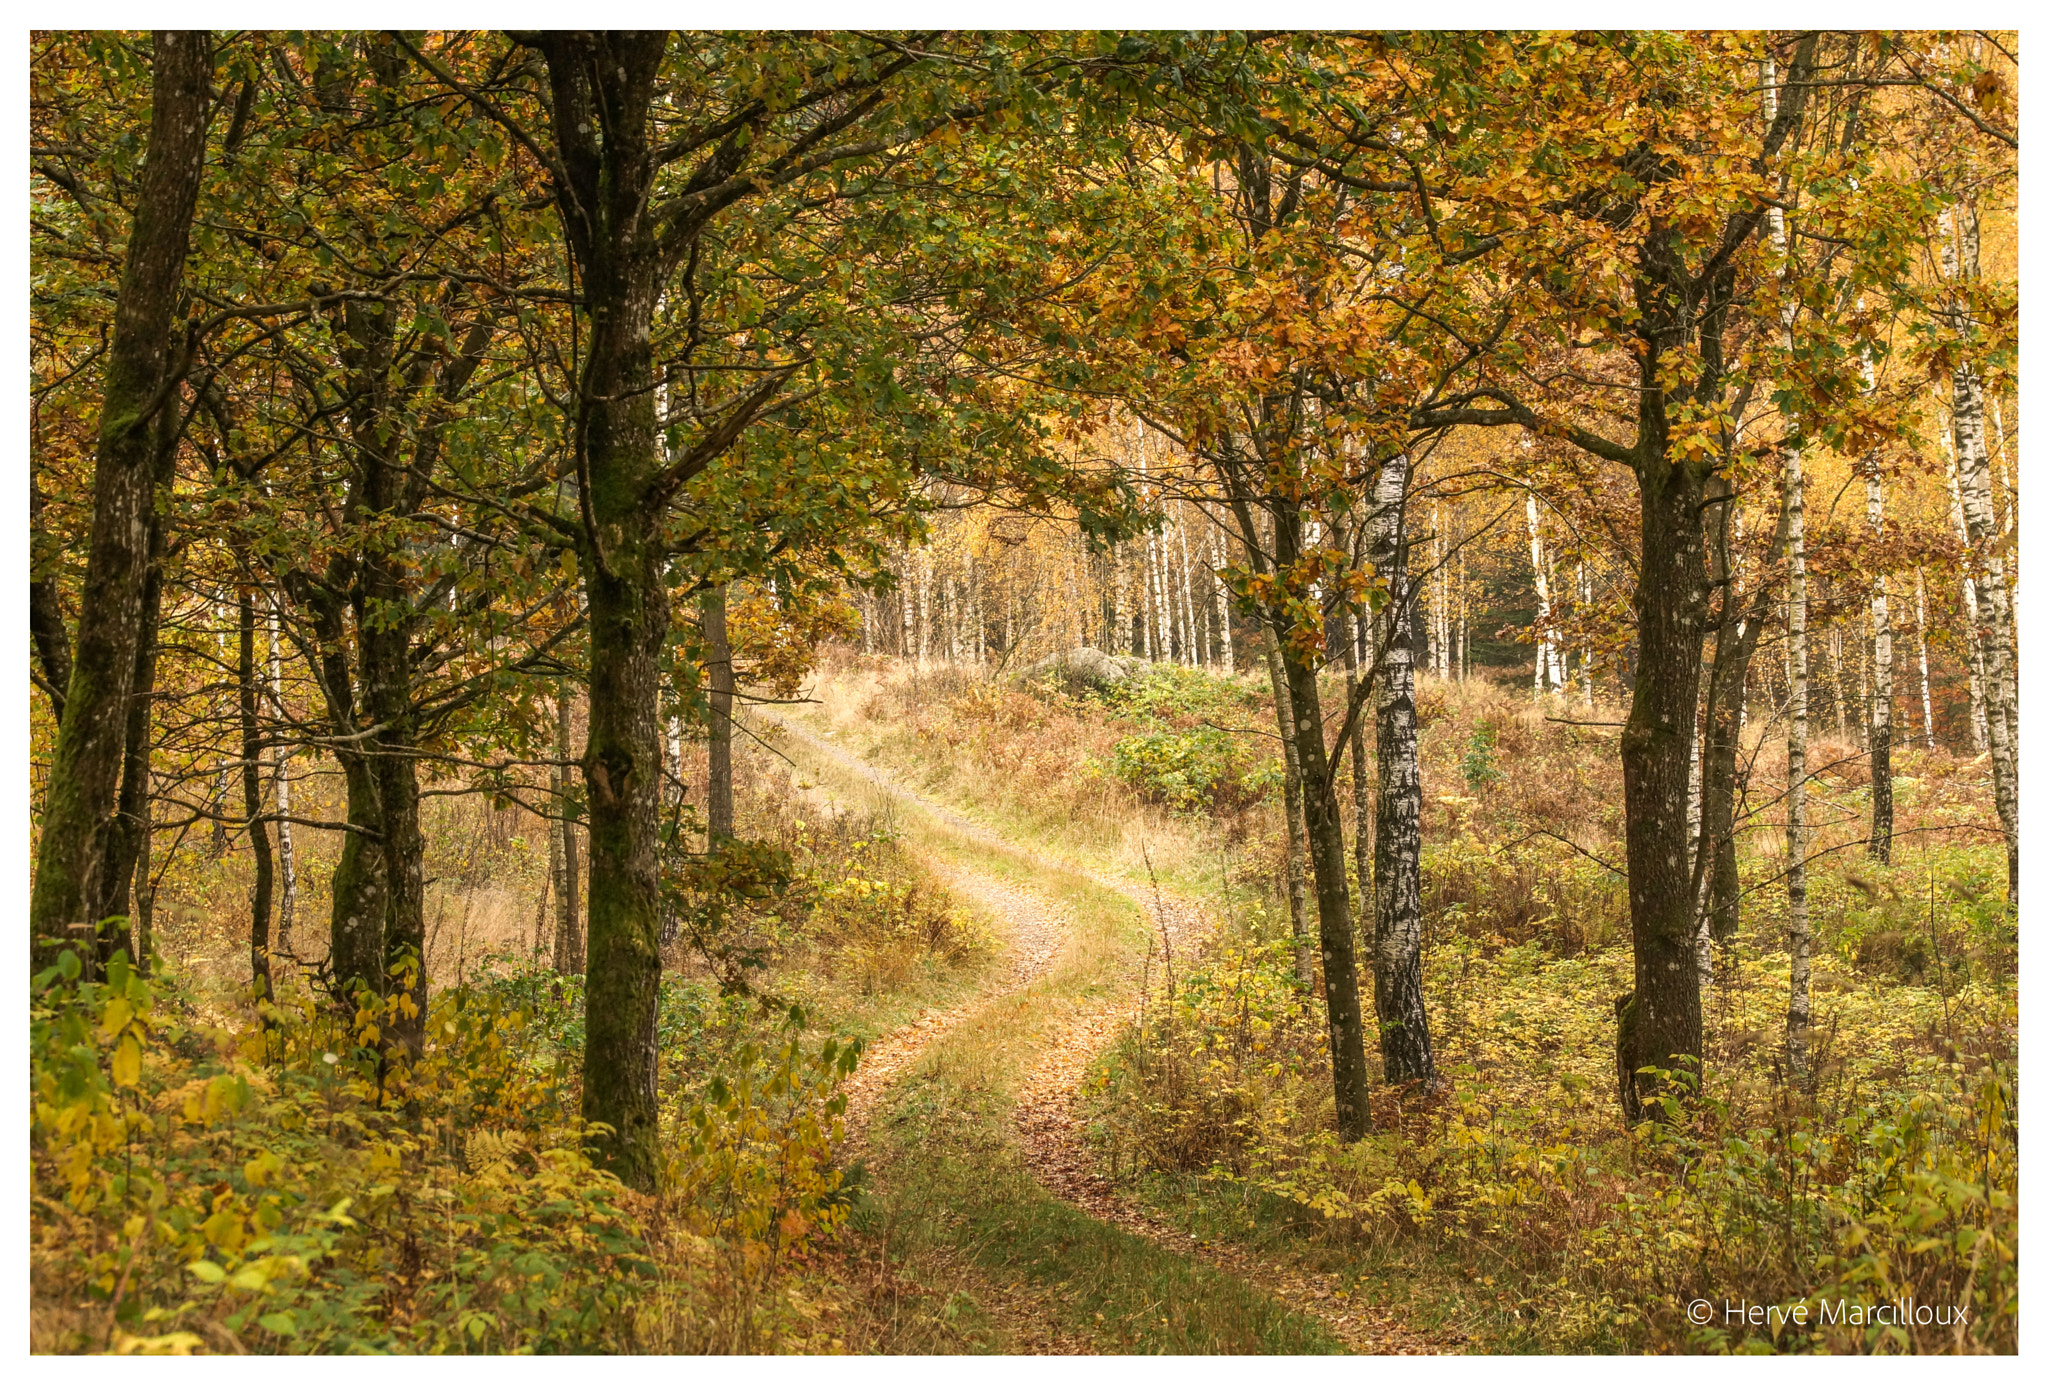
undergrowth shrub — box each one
[1094,665,1275,816]
[1107,726,1269,815]
[29,942,864,1354]
[1087,924,2018,1354]
[736,778,988,996]
[1421,830,1629,953]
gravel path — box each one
[770,711,1451,1354]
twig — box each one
[1141,839,1174,1001]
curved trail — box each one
[835,863,1069,1152]
[770,714,1447,1354]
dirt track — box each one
[772,712,1449,1354]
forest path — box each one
[766,711,1441,1354]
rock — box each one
[1018,646,1142,690]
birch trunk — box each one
[1764,137,1812,1075]
[268,589,296,952]
[1943,440,1991,752]
[1843,618,1859,741]
[237,588,275,1005]
[1213,531,1235,670]
[1866,469,1894,862]
[1368,455,1434,1084]
[1943,204,2019,900]
[1914,568,1936,750]
[1458,548,1469,680]
[1578,563,1594,706]
[1526,494,1553,698]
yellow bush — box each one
[30,944,863,1354]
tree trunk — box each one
[30,30,210,968]
[1460,548,1471,681]
[1866,469,1894,863]
[29,479,75,724]
[1278,638,1375,1139]
[268,589,297,954]
[1945,443,1992,753]
[1212,531,1235,671]
[703,584,735,840]
[1914,568,1936,751]
[299,563,390,1008]
[1577,562,1593,705]
[1260,633,1313,988]
[367,680,425,1056]
[238,588,275,1007]
[1954,367,2018,900]
[1615,457,1711,1121]
[91,461,171,969]
[1941,202,2018,902]
[1366,456,1434,1085]
[1526,494,1553,698]
[1335,523,1374,956]
[536,31,674,1189]
[554,692,584,974]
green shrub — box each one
[1107,727,1256,813]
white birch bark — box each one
[1914,567,1936,751]
[1867,463,1894,860]
[1525,494,1554,697]
[1212,529,1235,671]
[1765,68,1811,1070]
[1177,512,1201,667]
[1578,562,1595,707]
[1942,203,2019,896]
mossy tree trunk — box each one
[534,32,676,1189]
[554,692,585,975]
[30,30,211,971]
[1259,632,1314,989]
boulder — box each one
[1018,646,1142,690]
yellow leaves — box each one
[201,1206,249,1256]
[243,1149,283,1189]
[111,1033,143,1088]
[110,1330,205,1355]
[100,996,134,1038]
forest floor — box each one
[769,707,1449,1354]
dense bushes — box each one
[28,944,863,1353]
[1097,665,1277,816]
[1084,893,2018,1353]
